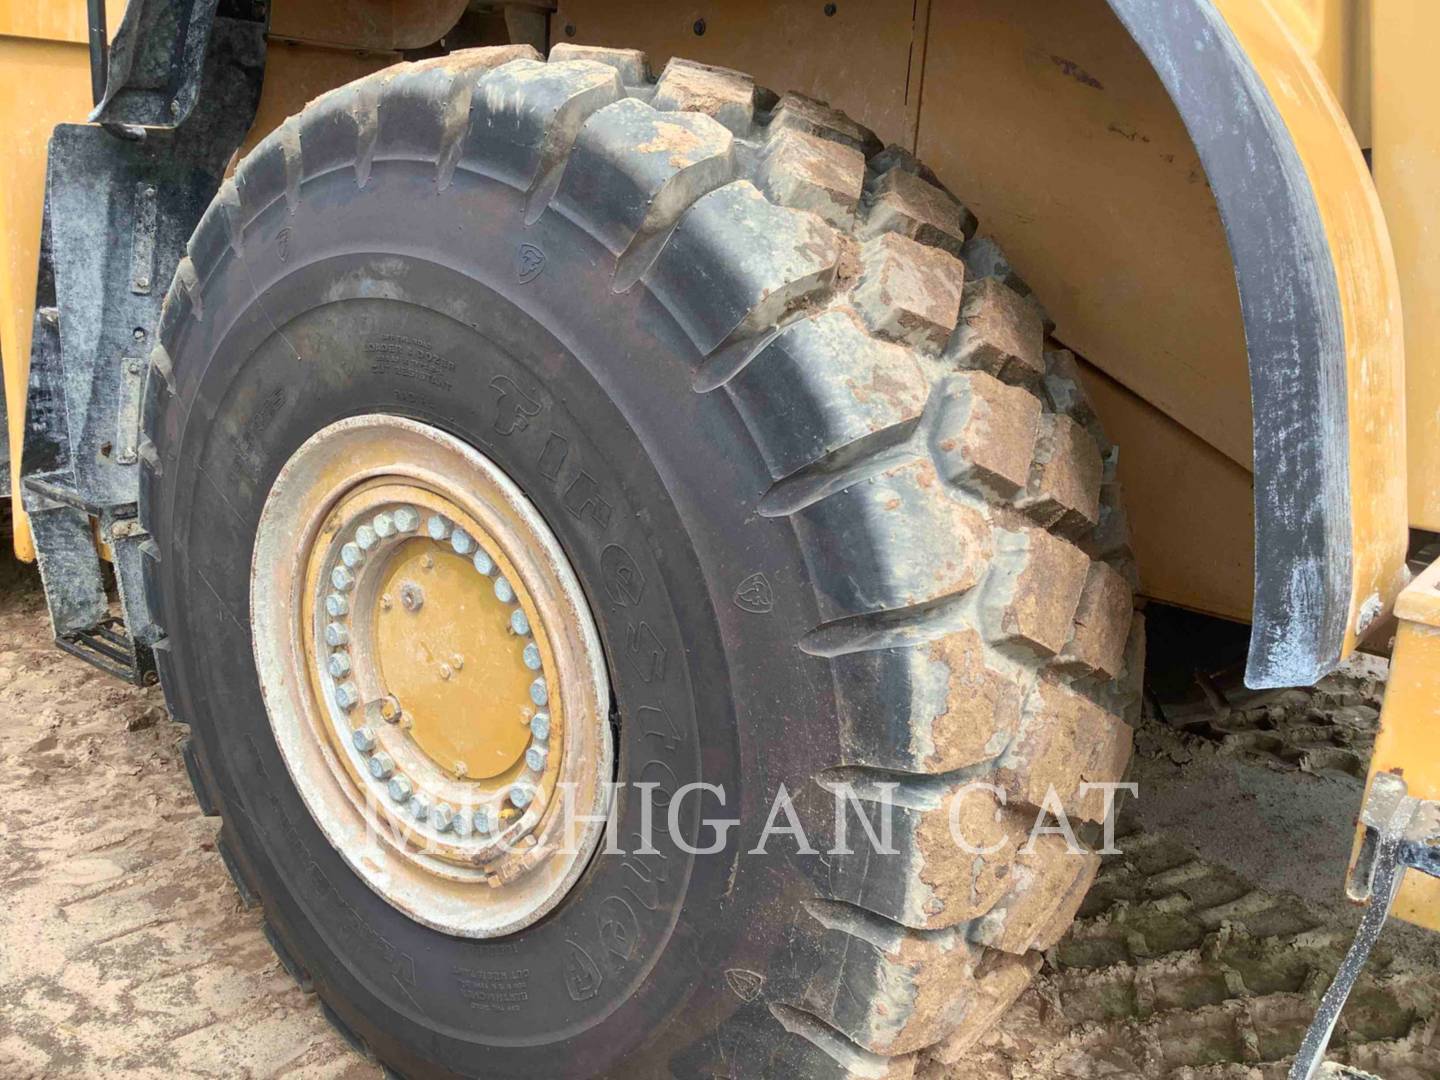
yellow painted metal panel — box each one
[0,0,126,45]
[1078,361,1254,623]
[1370,3,1440,531]
[0,33,103,562]
[1212,0,1408,657]
[1361,560,1440,931]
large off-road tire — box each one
[139,44,1142,1078]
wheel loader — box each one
[0,2,1436,1077]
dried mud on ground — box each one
[2,556,1438,1078]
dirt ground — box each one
[2,555,1438,1079]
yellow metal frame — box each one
[1360,561,1440,931]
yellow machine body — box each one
[0,1,1436,926]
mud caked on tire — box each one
[141,43,1142,1079]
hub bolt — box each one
[368,751,395,780]
[399,582,425,612]
[387,774,413,802]
[440,663,453,681]
[335,682,359,710]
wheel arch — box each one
[1103,0,1407,686]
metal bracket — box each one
[20,2,265,686]
[1289,772,1440,1080]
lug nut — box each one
[394,506,420,532]
[340,542,363,568]
[335,682,359,710]
[373,512,396,538]
[431,803,455,832]
[451,653,464,670]
[325,593,349,617]
[510,609,529,635]
[494,576,515,603]
[351,726,377,752]
[452,810,473,838]
[324,622,349,647]
[331,565,355,591]
[387,774,413,802]
[328,651,352,678]
[355,524,378,550]
[509,784,535,809]
[450,529,474,555]
[474,806,499,834]
[368,751,395,780]
[440,663,452,681]
[522,643,541,671]
[525,745,548,772]
[426,515,450,541]
[530,677,548,707]
[530,712,550,740]
[473,549,495,576]
[411,794,431,821]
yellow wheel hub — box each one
[251,416,613,938]
[369,530,537,782]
